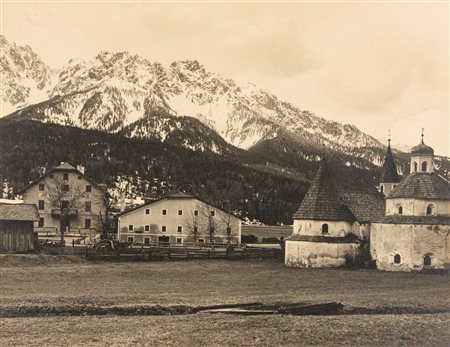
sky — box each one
[2,1,449,155]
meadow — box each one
[1,255,449,346]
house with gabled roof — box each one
[285,156,385,268]
[19,162,107,238]
[117,191,241,245]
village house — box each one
[371,134,450,271]
[117,192,241,244]
[285,156,385,268]
[0,203,39,253]
[20,162,107,237]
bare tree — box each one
[218,200,233,243]
[184,206,200,242]
[46,176,105,246]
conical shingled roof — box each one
[387,172,449,200]
[293,158,355,221]
[381,142,400,183]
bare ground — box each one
[1,255,449,346]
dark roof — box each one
[293,158,355,222]
[374,215,450,225]
[339,190,386,223]
[286,234,361,243]
[381,143,400,183]
[117,193,240,220]
[0,204,39,221]
[411,139,434,156]
[387,172,449,200]
[241,225,292,238]
[19,162,104,194]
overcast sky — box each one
[3,2,449,155]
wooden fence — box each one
[86,242,282,261]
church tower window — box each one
[413,162,418,172]
[321,224,329,234]
[421,161,427,172]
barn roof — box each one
[293,158,356,222]
[387,172,449,200]
[339,190,386,223]
[374,215,450,225]
[380,143,400,183]
[0,204,39,222]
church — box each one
[370,134,450,271]
[284,155,385,268]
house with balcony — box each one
[117,192,241,245]
[20,162,107,236]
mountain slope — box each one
[5,47,388,164]
[0,35,56,115]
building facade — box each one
[371,136,450,271]
[285,157,385,268]
[117,192,241,244]
[20,162,107,236]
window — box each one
[38,218,44,227]
[194,210,199,216]
[63,173,69,180]
[426,204,434,215]
[421,161,427,172]
[162,225,167,232]
[227,227,232,235]
[85,219,91,229]
[85,202,91,212]
[398,206,403,215]
[210,210,215,217]
[178,209,183,216]
[86,185,92,192]
[197,238,205,243]
[394,254,401,264]
[194,226,198,233]
[393,185,397,189]
[145,208,150,215]
[162,209,167,215]
[145,225,150,232]
[144,237,150,245]
[38,200,45,210]
[39,184,45,191]
[61,201,69,209]
[176,237,183,244]
[424,255,431,266]
[62,185,69,192]
[210,226,215,233]
[380,185,384,194]
[128,225,134,231]
[322,224,329,234]
[413,162,418,172]
[127,236,134,243]
[177,226,183,233]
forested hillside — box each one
[0,119,391,224]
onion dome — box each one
[411,133,434,156]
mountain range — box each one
[1,35,448,222]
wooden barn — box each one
[0,204,40,253]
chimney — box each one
[77,165,85,174]
[38,166,46,176]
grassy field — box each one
[1,255,449,346]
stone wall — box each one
[370,222,450,271]
[285,240,360,268]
